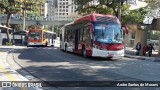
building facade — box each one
[46,0,81,21]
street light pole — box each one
[22,8,26,31]
[118,0,121,21]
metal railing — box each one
[0,14,81,21]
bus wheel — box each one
[82,47,87,57]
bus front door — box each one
[75,30,79,51]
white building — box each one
[46,0,81,21]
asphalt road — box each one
[6,46,160,90]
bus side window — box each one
[83,26,90,41]
[44,33,48,40]
[80,27,83,41]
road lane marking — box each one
[0,65,16,81]
[0,57,27,90]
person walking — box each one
[136,42,141,55]
[148,44,155,57]
[143,45,147,56]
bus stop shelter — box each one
[0,25,12,45]
[12,31,27,45]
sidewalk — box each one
[0,46,64,90]
[125,47,160,62]
[0,46,28,81]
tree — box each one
[54,25,61,37]
[0,0,45,42]
[74,0,147,24]
[0,0,21,42]
[144,0,160,18]
[147,31,160,40]
[74,0,127,16]
[20,0,45,17]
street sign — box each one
[108,38,112,43]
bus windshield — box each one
[94,23,123,43]
[29,31,42,40]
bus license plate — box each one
[109,54,114,57]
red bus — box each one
[60,13,124,58]
[27,29,56,47]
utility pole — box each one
[118,0,121,21]
[22,8,26,31]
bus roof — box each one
[28,29,56,34]
[64,21,74,26]
[74,13,120,24]
[43,30,56,34]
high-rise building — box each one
[46,0,81,21]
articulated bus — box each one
[27,29,56,47]
[60,13,125,58]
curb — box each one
[3,48,29,81]
[124,54,160,62]
[3,48,45,90]
[7,47,61,90]
[124,55,145,60]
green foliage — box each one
[21,0,45,16]
[74,0,126,16]
[5,42,12,46]
[53,26,61,37]
[144,0,160,18]
[0,0,21,14]
[74,0,148,24]
[0,0,45,41]
[147,31,160,40]
[122,7,147,24]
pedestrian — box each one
[148,44,155,57]
[143,45,147,56]
[136,42,141,55]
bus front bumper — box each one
[92,48,124,57]
[28,42,43,46]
